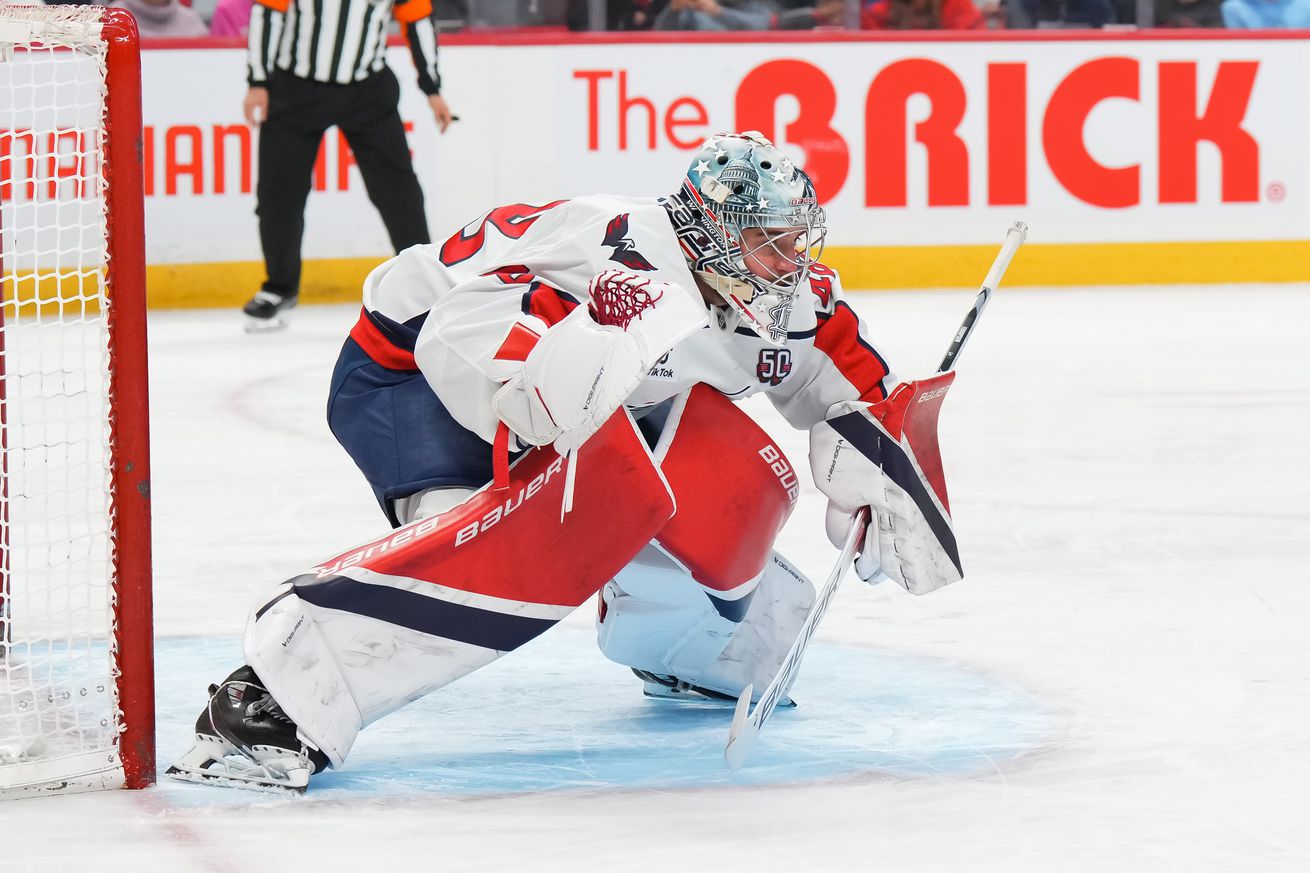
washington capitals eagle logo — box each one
[603,214,656,271]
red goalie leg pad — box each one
[299,412,674,651]
[871,371,957,512]
[653,385,799,617]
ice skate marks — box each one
[154,634,1049,799]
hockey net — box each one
[0,4,153,795]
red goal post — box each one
[0,5,153,795]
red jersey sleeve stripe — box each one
[520,282,580,327]
[492,323,541,363]
[254,0,290,13]
[814,301,891,403]
[350,307,418,371]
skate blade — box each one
[165,737,311,794]
[641,682,792,707]
[166,762,308,795]
[243,314,291,334]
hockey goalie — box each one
[168,131,965,792]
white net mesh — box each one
[0,4,122,792]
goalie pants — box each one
[328,334,660,527]
[327,337,504,526]
[257,67,430,297]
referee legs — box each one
[255,72,332,297]
[339,67,431,254]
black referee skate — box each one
[165,665,329,793]
[242,288,298,333]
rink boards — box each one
[6,31,1308,306]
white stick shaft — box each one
[937,221,1027,373]
[723,508,869,770]
[982,221,1028,292]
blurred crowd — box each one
[35,0,1310,38]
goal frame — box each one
[103,6,155,792]
[0,5,154,793]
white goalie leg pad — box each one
[244,583,363,769]
[694,551,815,697]
[597,544,741,681]
[597,548,815,700]
[246,572,545,768]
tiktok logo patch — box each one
[648,351,674,379]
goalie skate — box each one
[634,669,795,708]
[165,666,328,794]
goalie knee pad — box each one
[697,551,815,697]
[596,544,740,683]
[597,550,815,700]
[392,486,476,526]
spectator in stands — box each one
[1220,0,1310,25]
[612,0,666,27]
[569,0,839,29]
[775,0,845,27]
[653,0,775,30]
[209,0,254,36]
[568,0,669,29]
[111,0,209,36]
[861,0,984,28]
[1011,0,1114,26]
[1154,0,1223,25]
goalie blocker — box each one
[809,372,963,595]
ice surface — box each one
[4,285,1309,872]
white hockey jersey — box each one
[347,195,896,445]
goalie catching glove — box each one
[491,270,708,452]
[808,373,964,595]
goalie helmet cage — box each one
[0,5,153,795]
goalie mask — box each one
[661,131,826,346]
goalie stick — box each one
[938,221,1027,372]
[723,221,1028,770]
[724,506,868,770]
